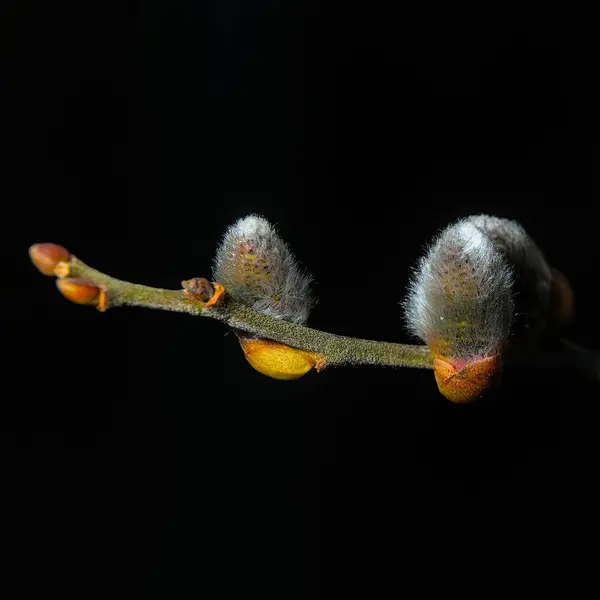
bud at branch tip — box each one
[29,243,71,276]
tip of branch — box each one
[29,243,71,276]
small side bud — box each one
[56,278,101,306]
[182,277,215,302]
[238,336,321,380]
[29,243,71,276]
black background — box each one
[3,2,599,598]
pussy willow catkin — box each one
[403,215,559,402]
[212,214,315,325]
[213,215,319,380]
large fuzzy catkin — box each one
[212,215,315,325]
[404,217,511,361]
[403,214,555,362]
[466,214,553,340]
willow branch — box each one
[30,244,599,380]
[49,253,434,370]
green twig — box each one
[64,255,434,370]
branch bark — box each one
[57,254,435,370]
[29,244,599,382]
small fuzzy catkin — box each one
[212,215,315,324]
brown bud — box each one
[182,277,215,302]
[29,243,71,276]
[549,267,575,330]
[433,354,502,404]
[56,278,100,306]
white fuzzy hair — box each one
[212,214,315,324]
[465,214,553,340]
[403,216,515,359]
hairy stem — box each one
[68,257,204,314]
[38,251,599,381]
[63,255,434,370]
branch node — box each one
[97,287,108,312]
[314,355,327,372]
[54,261,71,278]
[182,277,214,302]
[205,282,225,308]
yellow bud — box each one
[56,278,101,306]
[29,243,71,276]
[239,337,321,380]
[433,354,502,403]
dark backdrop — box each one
[3,3,599,598]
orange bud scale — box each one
[28,243,71,276]
[56,278,101,306]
